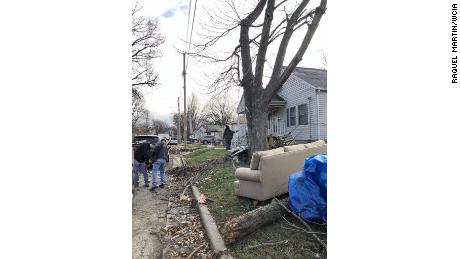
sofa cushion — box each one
[284,144,307,152]
[235,168,261,182]
[249,147,285,170]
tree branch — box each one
[239,0,267,88]
[273,0,326,92]
[274,198,327,250]
[254,0,275,86]
[264,0,327,104]
[268,0,311,88]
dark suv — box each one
[132,135,160,150]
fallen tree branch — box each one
[280,225,306,233]
[246,239,289,249]
[273,197,327,251]
[171,228,188,240]
[281,216,326,235]
[222,198,289,245]
[186,243,206,259]
[280,223,327,235]
[180,167,209,197]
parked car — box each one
[200,135,215,145]
[169,136,178,145]
[132,135,160,150]
[158,133,170,141]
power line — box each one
[184,0,192,55]
[182,0,198,149]
[186,0,198,70]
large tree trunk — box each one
[221,198,289,245]
[244,86,269,157]
[246,108,268,157]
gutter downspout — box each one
[316,89,321,140]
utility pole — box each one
[189,111,193,136]
[182,52,187,148]
[177,97,181,145]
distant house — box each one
[236,67,327,142]
[190,126,207,141]
[190,123,238,141]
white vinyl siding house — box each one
[237,67,327,143]
[276,70,327,141]
[317,91,327,140]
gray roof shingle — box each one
[291,67,327,90]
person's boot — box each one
[143,183,149,187]
[159,184,165,188]
[149,186,157,192]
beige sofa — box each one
[234,140,327,201]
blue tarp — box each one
[288,153,327,223]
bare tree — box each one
[152,119,170,134]
[132,1,165,88]
[133,110,171,135]
[202,96,236,127]
[172,113,185,141]
[172,93,203,140]
[132,89,147,129]
[187,93,203,133]
[132,0,165,133]
[192,0,327,155]
[133,107,152,134]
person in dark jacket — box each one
[133,142,151,187]
[149,138,169,191]
[223,125,234,150]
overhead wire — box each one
[179,0,193,102]
[186,0,198,71]
[184,0,193,56]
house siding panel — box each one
[318,91,327,140]
[237,69,327,143]
[275,74,327,141]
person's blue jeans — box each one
[133,159,148,185]
[151,158,166,187]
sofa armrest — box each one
[235,167,261,182]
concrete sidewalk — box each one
[132,155,182,259]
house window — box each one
[286,109,290,127]
[298,104,308,125]
[289,107,296,126]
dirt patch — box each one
[132,171,170,258]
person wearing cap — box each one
[149,138,169,191]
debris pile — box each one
[168,145,181,154]
[162,159,224,258]
[164,183,212,258]
[169,165,202,177]
[159,155,231,258]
